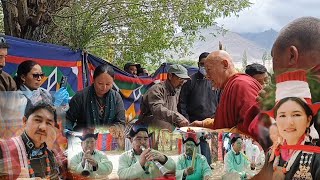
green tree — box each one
[167,59,197,67]
[262,50,271,66]
[1,0,252,68]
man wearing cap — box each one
[69,128,113,178]
[138,64,190,130]
[178,52,221,166]
[0,36,16,91]
[223,136,255,180]
[0,102,61,179]
[124,62,141,76]
[118,125,175,179]
[176,129,212,180]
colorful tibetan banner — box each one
[1,35,198,127]
[86,54,198,123]
[1,36,82,144]
[3,35,83,96]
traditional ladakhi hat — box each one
[127,123,152,138]
[263,70,320,118]
[76,128,98,141]
[182,128,200,146]
[262,70,320,139]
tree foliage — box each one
[167,59,197,67]
[1,0,70,41]
[1,0,251,68]
[262,50,271,66]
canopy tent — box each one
[3,35,198,123]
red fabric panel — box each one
[96,134,103,151]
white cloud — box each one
[216,0,320,33]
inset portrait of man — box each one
[0,102,62,179]
[69,128,113,178]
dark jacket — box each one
[178,71,221,122]
[266,142,320,180]
[0,71,16,91]
[65,85,125,131]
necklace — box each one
[95,96,105,115]
[28,150,51,178]
[292,153,313,180]
[233,152,241,165]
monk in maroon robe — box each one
[190,50,262,136]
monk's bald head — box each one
[206,50,233,64]
[272,17,320,74]
[273,17,320,54]
[204,50,237,89]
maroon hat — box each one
[182,128,199,146]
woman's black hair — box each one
[274,97,316,127]
[14,60,39,88]
[93,64,115,79]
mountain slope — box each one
[239,29,278,49]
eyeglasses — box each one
[32,73,45,79]
[173,74,187,82]
[0,37,6,44]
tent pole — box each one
[82,50,89,87]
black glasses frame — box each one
[32,73,45,79]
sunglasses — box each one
[32,73,45,79]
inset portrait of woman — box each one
[270,97,320,180]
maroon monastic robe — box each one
[214,73,262,135]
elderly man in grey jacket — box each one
[137,64,190,131]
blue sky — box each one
[216,0,320,33]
